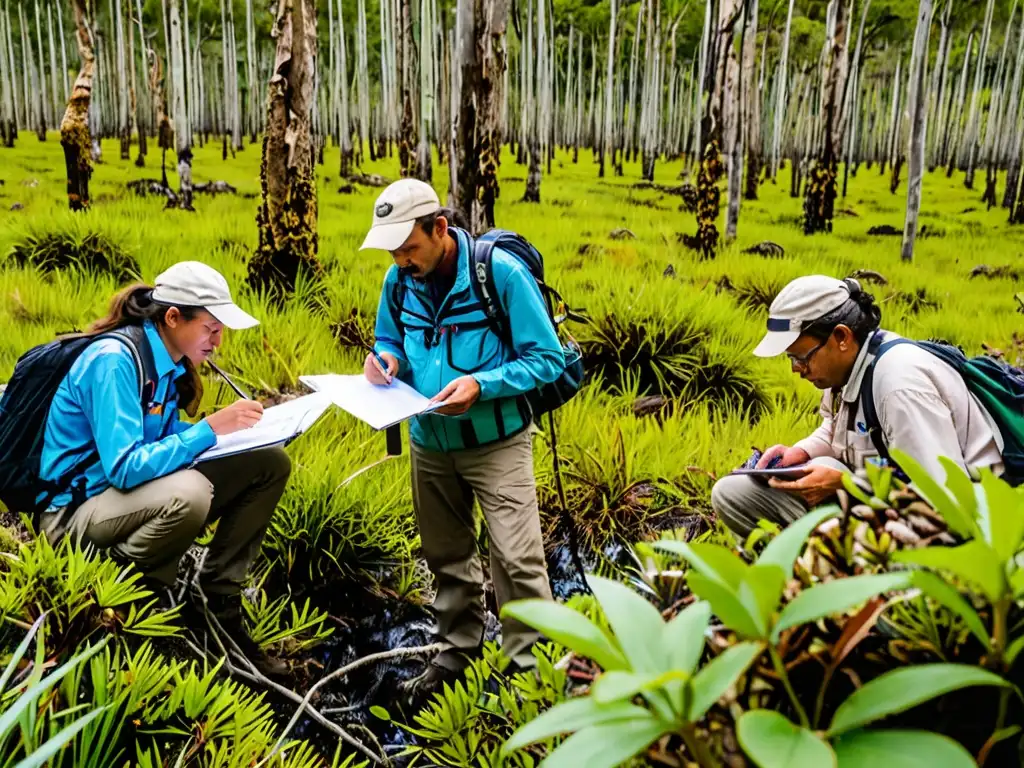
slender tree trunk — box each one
[338,0,354,178]
[945,33,972,176]
[60,0,94,210]
[398,0,417,177]
[804,0,850,235]
[247,0,324,297]
[168,0,191,209]
[133,0,148,166]
[771,0,795,180]
[600,0,617,177]
[524,0,543,200]
[963,0,996,189]
[47,3,60,141]
[725,1,744,238]
[34,0,49,139]
[901,0,932,262]
[741,0,760,199]
[0,4,13,146]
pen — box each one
[366,345,393,385]
[207,359,252,400]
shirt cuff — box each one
[471,371,501,401]
[179,420,217,456]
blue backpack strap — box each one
[859,336,920,464]
[467,228,516,349]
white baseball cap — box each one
[151,261,259,330]
[359,179,441,252]
[753,275,854,357]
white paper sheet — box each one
[194,392,334,463]
[299,373,442,431]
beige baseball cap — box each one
[753,275,854,357]
[359,179,441,252]
[151,261,259,330]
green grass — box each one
[0,132,1021,762]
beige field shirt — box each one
[794,329,1004,481]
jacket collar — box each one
[142,319,186,381]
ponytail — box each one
[77,282,205,417]
[806,278,883,345]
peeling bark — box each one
[247,0,324,299]
[60,0,94,211]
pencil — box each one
[207,359,251,400]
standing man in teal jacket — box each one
[361,179,563,698]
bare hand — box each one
[364,351,399,385]
[205,400,264,436]
[431,376,482,415]
[756,444,811,469]
[769,464,846,507]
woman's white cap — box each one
[151,261,259,330]
[753,276,853,357]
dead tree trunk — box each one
[452,0,512,232]
[742,0,760,200]
[901,0,932,262]
[247,0,324,298]
[149,49,172,188]
[803,1,850,235]
[60,0,95,211]
[695,0,740,258]
[169,0,192,209]
[398,0,417,178]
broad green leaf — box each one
[501,600,628,671]
[655,540,749,588]
[831,729,976,768]
[758,507,841,580]
[663,601,711,675]
[503,697,651,753]
[688,641,764,721]
[688,572,763,639]
[828,664,1011,737]
[772,573,912,642]
[588,575,666,673]
[541,716,670,768]
[980,470,1024,561]
[895,540,1007,603]
[662,601,711,717]
[911,570,990,648]
[13,704,111,768]
[737,564,786,636]
[1006,633,1024,666]
[1012,568,1024,599]
[889,449,980,539]
[737,710,836,768]
[591,670,687,704]
[369,706,391,721]
[939,456,979,525]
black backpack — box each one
[0,325,156,524]
[467,229,586,417]
[389,227,585,419]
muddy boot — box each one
[401,647,481,711]
[202,592,290,679]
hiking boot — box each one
[401,647,481,711]
[199,591,291,679]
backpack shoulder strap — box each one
[99,325,156,401]
[859,336,919,462]
[468,230,515,349]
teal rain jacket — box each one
[372,229,564,452]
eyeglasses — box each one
[787,337,828,368]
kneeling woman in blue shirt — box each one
[38,261,290,675]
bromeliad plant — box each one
[500,478,1022,768]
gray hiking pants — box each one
[711,456,850,541]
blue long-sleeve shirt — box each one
[373,229,565,452]
[39,320,216,508]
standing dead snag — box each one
[452,0,512,233]
[247,0,324,299]
[60,0,95,211]
[803,0,850,235]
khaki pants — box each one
[411,429,553,669]
[41,447,291,594]
[711,456,850,540]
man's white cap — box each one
[753,275,853,358]
[151,261,259,330]
[359,178,441,252]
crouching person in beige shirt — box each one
[712,275,1004,541]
